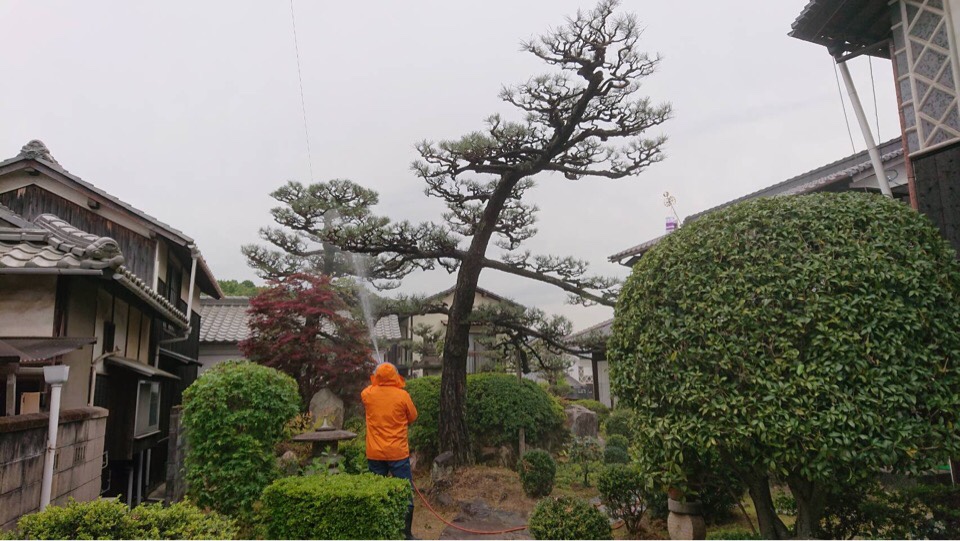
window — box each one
[134,381,160,437]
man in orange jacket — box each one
[362,362,419,540]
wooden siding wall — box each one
[0,185,156,282]
[913,143,960,254]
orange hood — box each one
[370,362,405,388]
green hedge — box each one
[528,496,611,540]
[261,474,410,539]
[407,374,566,460]
[182,360,300,518]
[14,498,237,540]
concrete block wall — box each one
[0,407,108,531]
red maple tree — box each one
[239,273,374,405]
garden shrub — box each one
[406,376,442,458]
[14,498,236,540]
[609,193,960,537]
[819,480,960,539]
[568,436,602,487]
[407,374,566,460]
[603,445,629,464]
[338,424,368,475]
[261,473,410,539]
[571,399,610,426]
[598,464,647,534]
[605,434,629,451]
[518,450,557,497]
[603,409,635,439]
[528,496,611,540]
[183,360,300,518]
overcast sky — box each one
[0,1,902,331]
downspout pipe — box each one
[833,52,894,197]
[158,245,199,345]
[40,365,70,510]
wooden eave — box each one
[790,0,893,57]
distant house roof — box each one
[0,205,190,328]
[199,296,403,344]
[608,138,905,265]
[426,285,523,308]
[0,140,222,298]
[789,0,891,56]
[566,318,614,342]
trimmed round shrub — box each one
[598,464,647,534]
[15,498,237,540]
[529,496,612,540]
[261,473,410,539]
[183,360,300,518]
[603,409,635,439]
[407,374,566,460]
[605,434,629,451]
[603,445,630,464]
[518,450,557,497]
[609,193,960,535]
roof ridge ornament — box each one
[18,140,60,165]
[33,213,124,266]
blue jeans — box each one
[368,457,414,510]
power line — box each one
[833,60,857,153]
[289,0,314,181]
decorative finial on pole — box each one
[663,191,680,231]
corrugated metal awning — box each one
[0,336,96,362]
[105,355,179,380]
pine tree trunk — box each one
[437,173,519,467]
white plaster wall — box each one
[197,344,244,374]
[60,281,97,409]
[0,275,56,337]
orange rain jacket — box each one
[361,363,419,461]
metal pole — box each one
[40,380,65,509]
[836,58,894,197]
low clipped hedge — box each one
[14,498,237,540]
[518,450,557,497]
[529,496,611,540]
[407,374,566,460]
[261,474,410,539]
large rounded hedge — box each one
[608,193,960,535]
[182,360,300,518]
[407,373,566,459]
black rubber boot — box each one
[404,508,418,540]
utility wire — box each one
[869,56,881,141]
[833,60,857,153]
[289,0,314,181]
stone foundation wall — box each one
[0,407,108,531]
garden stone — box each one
[432,451,456,482]
[309,388,344,429]
[278,450,300,476]
[564,404,598,438]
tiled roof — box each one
[199,297,251,343]
[608,139,905,264]
[0,140,223,298]
[199,297,403,344]
[566,318,614,342]
[0,206,189,328]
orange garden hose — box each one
[410,481,625,535]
